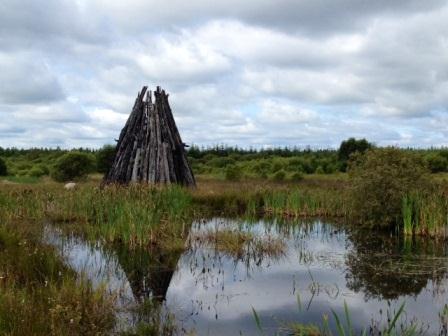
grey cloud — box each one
[0,53,65,104]
[1,0,448,148]
[92,0,446,36]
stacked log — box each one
[104,86,196,187]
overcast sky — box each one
[1,0,447,149]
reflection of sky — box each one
[166,218,448,335]
[43,220,448,335]
[42,226,136,331]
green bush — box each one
[425,153,448,173]
[290,172,304,182]
[225,165,242,181]
[315,166,325,174]
[96,145,116,174]
[0,157,7,176]
[272,170,286,182]
[50,152,96,182]
[28,166,46,177]
[349,148,429,228]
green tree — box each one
[0,157,7,176]
[349,148,429,228]
[96,145,116,174]
[51,152,96,182]
[338,138,372,171]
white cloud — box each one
[1,0,448,148]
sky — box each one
[0,0,447,149]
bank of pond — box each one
[0,182,448,335]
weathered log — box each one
[104,86,196,187]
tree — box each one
[348,148,429,228]
[51,152,95,182]
[0,157,7,176]
[338,138,372,171]
[96,145,116,174]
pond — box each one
[44,218,448,335]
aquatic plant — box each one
[254,301,421,336]
[190,227,285,260]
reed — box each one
[0,183,193,249]
[401,190,448,239]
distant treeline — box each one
[1,139,448,180]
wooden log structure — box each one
[104,86,196,187]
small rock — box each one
[64,182,77,190]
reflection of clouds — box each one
[166,218,448,335]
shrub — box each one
[28,166,46,177]
[425,153,448,173]
[272,170,286,182]
[349,148,429,228]
[51,152,96,182]
[315,166,325,174]
[96,145,116,174]
[0,157,7,176]
[225,165,242,181]
[290,172,304,182]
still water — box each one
[44,218,448,335]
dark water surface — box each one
[44,218,448,335]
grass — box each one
[190,227,286,260]
[0,182,193,249]
[401,189,448,239]
[0,222,116,336]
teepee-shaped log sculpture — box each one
[104,86,196,187]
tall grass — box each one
[263,188,349,218]
[0,223,116,336]
[0,183,193,248]
[401,190,448,239]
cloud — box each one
[0,52,65,104]
[1,0,448,148]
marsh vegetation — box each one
[1,143,448,335]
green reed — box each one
[263,188,349,218]
[401,191,447,239]
[0,183,193,248]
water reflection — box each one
[345,231,448,300]
[44,218,448,335]
[166,218,448,335]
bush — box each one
[315,166,325,174]
[349,148,429,228]
[96,145,116,174]
[28,166,46,177]
[425,153,448,173]
[0,157,7,176]
[272,170,286,182]
[51,152,96,182]
[225,165,242,181]
[290,172,304,182]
